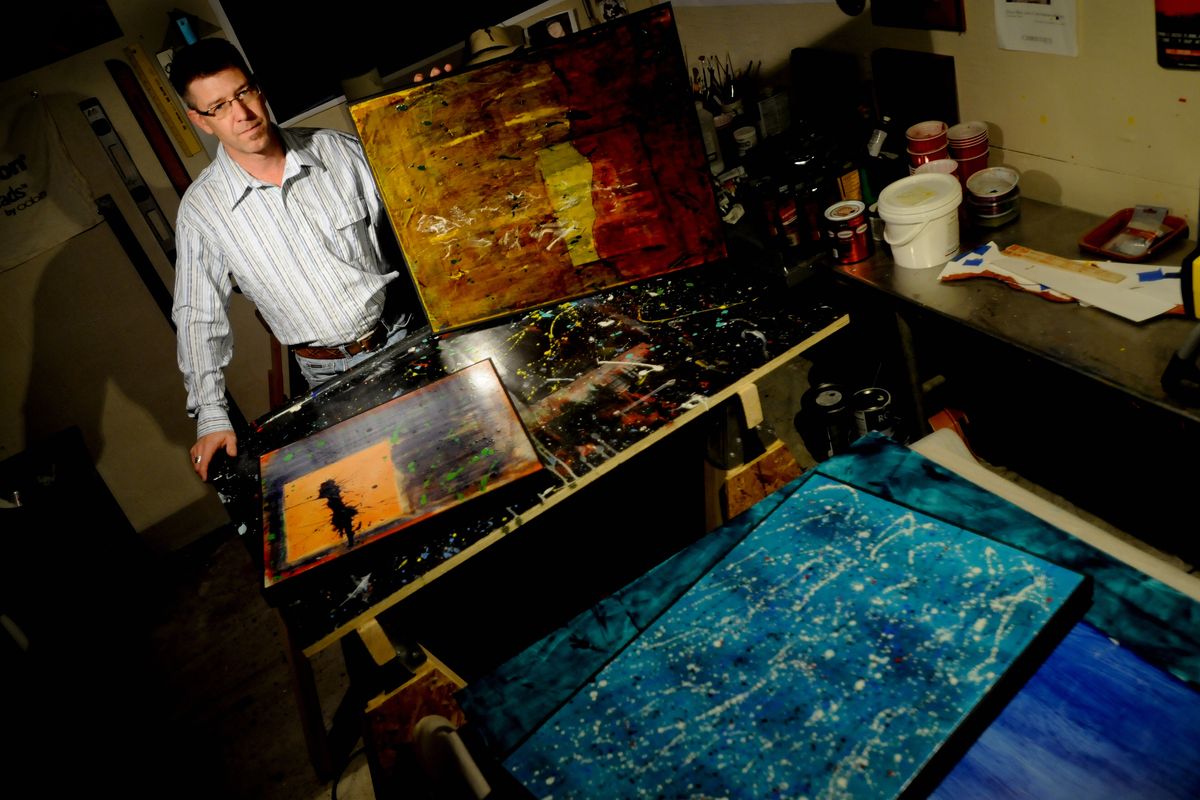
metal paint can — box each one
[796,383,855,461]
[852,387,894,438]
[824,200,872,264]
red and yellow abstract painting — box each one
[349,6,724,332]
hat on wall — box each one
[464,25,526,66]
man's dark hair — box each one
[169,38,253,102]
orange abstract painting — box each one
[260,360,543,587]
[278,441,402,563]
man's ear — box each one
[187,107,215,136]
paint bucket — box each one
[824,200,872,264]
[795,383,856,461]
[877,173,962,269]
[734,125,758,157]
[966,166,1021,228]
[852,387,894,438]
[966,166,1020,200]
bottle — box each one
[862,114,905,205]
[713,112,738,170]
[832,155,863,202]
[695,100,724,175]
[776,181,802,249]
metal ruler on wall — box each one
[79,98,176,260]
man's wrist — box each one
[196,406,234,439]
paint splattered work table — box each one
[461,435,1200,799]
[832,197,1200,564]
[210,259,848,775]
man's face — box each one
[185,68,273,157]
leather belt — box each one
[293,320,389,360]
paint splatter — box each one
[318,479,359,546]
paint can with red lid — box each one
[824,200,872,264]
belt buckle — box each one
[356,321,386,355]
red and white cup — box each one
[905,120,949,155]
[909,145,950,171]
[948,121,989,160]
[955,149,990,183]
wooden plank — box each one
[357,619,396,667]
[735,383,763,429]
[721,440,801,519]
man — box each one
[169,39,415,480]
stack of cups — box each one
[947,121,989,184]
[905,121,948,173]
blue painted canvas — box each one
[932,621,1200,799]
[459,475,810,756]
[818,434,1200,685]
[504,473,1088,799]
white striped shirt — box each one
[172,127,399,437]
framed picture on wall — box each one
[527,11,578,49]
[871,0,966,32]
[1156,0,1200,69]
[596,0,628,21]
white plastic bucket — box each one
[878,173,962,269]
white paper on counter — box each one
[995,0,1079,57]
[941,243,1076,300]
[1091,262,1183,305]
[988,253,1176,322]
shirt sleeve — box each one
[345,135,387,233]
[173,208,236,439]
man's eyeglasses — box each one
[194,85,261,119]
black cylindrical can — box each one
[852,387,894,438]
[796,383,855,461]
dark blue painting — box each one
[933,620,1200,799]
[503,473,1088,798]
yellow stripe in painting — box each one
[536,143,598,266]
[505,107,567,127]
[445,129,485,147]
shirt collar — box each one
[214,127,327,209]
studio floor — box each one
[22,356,1192,800]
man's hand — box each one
[191,430,238,482]
[413,63,453,83]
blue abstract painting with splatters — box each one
[503,473,1089,799]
